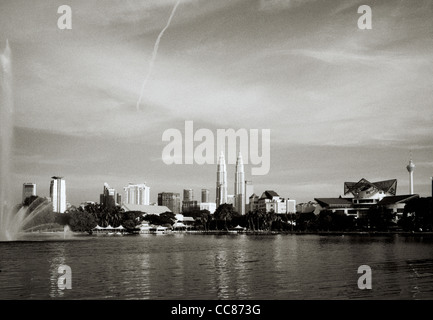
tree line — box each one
[188,198,433,233]
[18,196,433,234]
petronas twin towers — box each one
[216,152,227,208]
[216,151,245,215]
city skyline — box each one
[1,0,432,206]
[12,154,430,210]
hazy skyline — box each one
[1,0,432,206]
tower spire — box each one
[406,156,415,195]
[234,152,245,215]
[216,151,227,206]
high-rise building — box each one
[216,152,227,207]
[201,189,210,203]
[183,189,194,202]
[158,192,181,214]
[245,180,254,214]
[50,176,66,213]
[100,183,117,209]
[22,183,36,203]
[182,188,197,213]
[182,200,199,214]
[406,159,415,195]
[234,152,245,215]
[124,183,150,205]
[227,195,234,205]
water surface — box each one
[0,233,432,300]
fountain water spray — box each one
[0,41,52,241]
[136,0,181,111]
[0,39,14,241]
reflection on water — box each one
[49,243,66,298]
[0,234,433,299]
[215,250,229,299]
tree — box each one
[231,213,247,229]
[264,209,277,231]
[214,204,236,230]
[144,212,176,227]
[23,195,39,206]
[246,210,256,231]
[121,211,143,229]
[367,205,396,231]
[64,207,97,233]
[159,212,177,225]
[401,197,433,231]
[317,211,333,231]
[199,210,211,231]
[296,211,318,231]
[254,209,265,231]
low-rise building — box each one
[258,190,287,213]
[200,202,216,214]
[314,178,418,219]
[122,203,171,215]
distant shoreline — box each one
[181,230,433,237]
[21,230,433,238]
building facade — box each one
[245,180,254,213]
[201,189,210,203]
[314,178,416,219]
[234,152,245,215]
[258,190,287,214]
[182,200,199,214]
[124,183,150,205]
[158,192,181,214]
[248,193,259,213]
[50,176,66,213]
[227,195,234,206]
[100,182,117,209]
[216,152,227,207]
[287,199,297,213]
[200,202,216,214]
[183,189,194,202]
[22,183,36,204]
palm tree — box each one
[246,211,255,231]
[109,206,124,227]
[254,209,265,231]
[200,210,211,231]
[214,204,235,231]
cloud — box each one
[3,0,433,204]
[258,0,319,11]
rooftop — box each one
[315,198,353,208]
[259,190,280,200]
[377,194,419,206]
[344,178,397,196]
[122,204,171,215]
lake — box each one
[0,233,432,300]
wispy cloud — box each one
[2,0,433,204]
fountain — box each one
[0,40,54,241]
[0,39,15,241]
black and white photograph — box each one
[0,0,433,310]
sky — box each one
[1,0,432,206]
